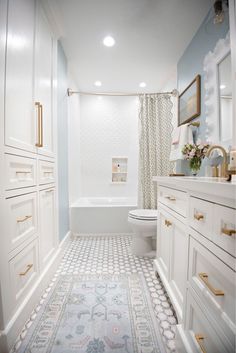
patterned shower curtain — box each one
[138,94,173,209]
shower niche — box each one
[111,157,128,183]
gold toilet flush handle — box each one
[198,273,224,296]
[221,227,236,236]
[195,334,207,353]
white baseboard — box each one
[0,231,71,353]
[72,232,133,237]
[59,230,72,249]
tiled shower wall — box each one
[79,95,139,198]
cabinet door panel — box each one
[5,0,36,153]
[169,215,188,316]
[35,4,54,157]
[39,188,55,268]
[157,209,171,279]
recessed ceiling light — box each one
[103,36,115,47]
[220,84,226,89]
[139,82,146,88]
[94,81,102,87]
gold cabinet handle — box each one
[35,102,43,147]
[19,263,33,276]
[45,189,54,193]
[199,273,224,296]
[165,219,172,227]
[195,334,207,353]
[221,227,236,236]
[165,196,176,201]
[16,171,31,174]
[17,215,32,223]
[194,213,204,221]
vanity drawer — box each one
[189,197,213,240]
[6,192,38,251]
[185,288,230,353]
[158,186,187,217]
[5,153,36,190]
[38,160,55,185]
[9,238,39,309]
[213,204,236,258]
[189,236,236,350]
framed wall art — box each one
[178,74,201,125]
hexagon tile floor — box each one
[12,234,177,353]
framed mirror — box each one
[204,32,232,148]
[218,53,233,145]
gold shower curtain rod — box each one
[67,88,178,97]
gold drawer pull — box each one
[165,219,172,227]
[221,228,236,236]
[194,213,204,221]
[17,215,32,223]
[35,102,43,147]
[199,273,224,296]
[19,264,33,276]
[16,171,31,174]
[45,189,54,193]
[195,334,207,353]
[165,196,176,201]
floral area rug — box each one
[18,274,165,353]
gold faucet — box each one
[206,145,228,178]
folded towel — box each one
[170,124,194,161]
[172,127,181,145]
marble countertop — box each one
[153,176,236,202]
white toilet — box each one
[128,209,157,256]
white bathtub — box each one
[70,197,137,234]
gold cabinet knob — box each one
[165,196,176,201]
[221,227,236,236]
[194,213,204,221]
[165,219,172,227]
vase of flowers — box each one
[182,143,210,176]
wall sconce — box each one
[214,0,228,24]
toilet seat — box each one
[128,209,157,221]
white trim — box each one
[72,232,133,237]
[203,32,231,147]
[229,0,236,146]
[59,230,71,249]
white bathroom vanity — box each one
[153,176,236,353]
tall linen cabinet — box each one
[0,0,62,351]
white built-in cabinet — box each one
[5,0,54,157]
[5,0,36,153]
[0,1,59,352]
[35,3,54,157]
[154,177,236,353]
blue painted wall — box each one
[57,41,69,240]
[177,7,229,173]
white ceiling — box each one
[48,0,213,93]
